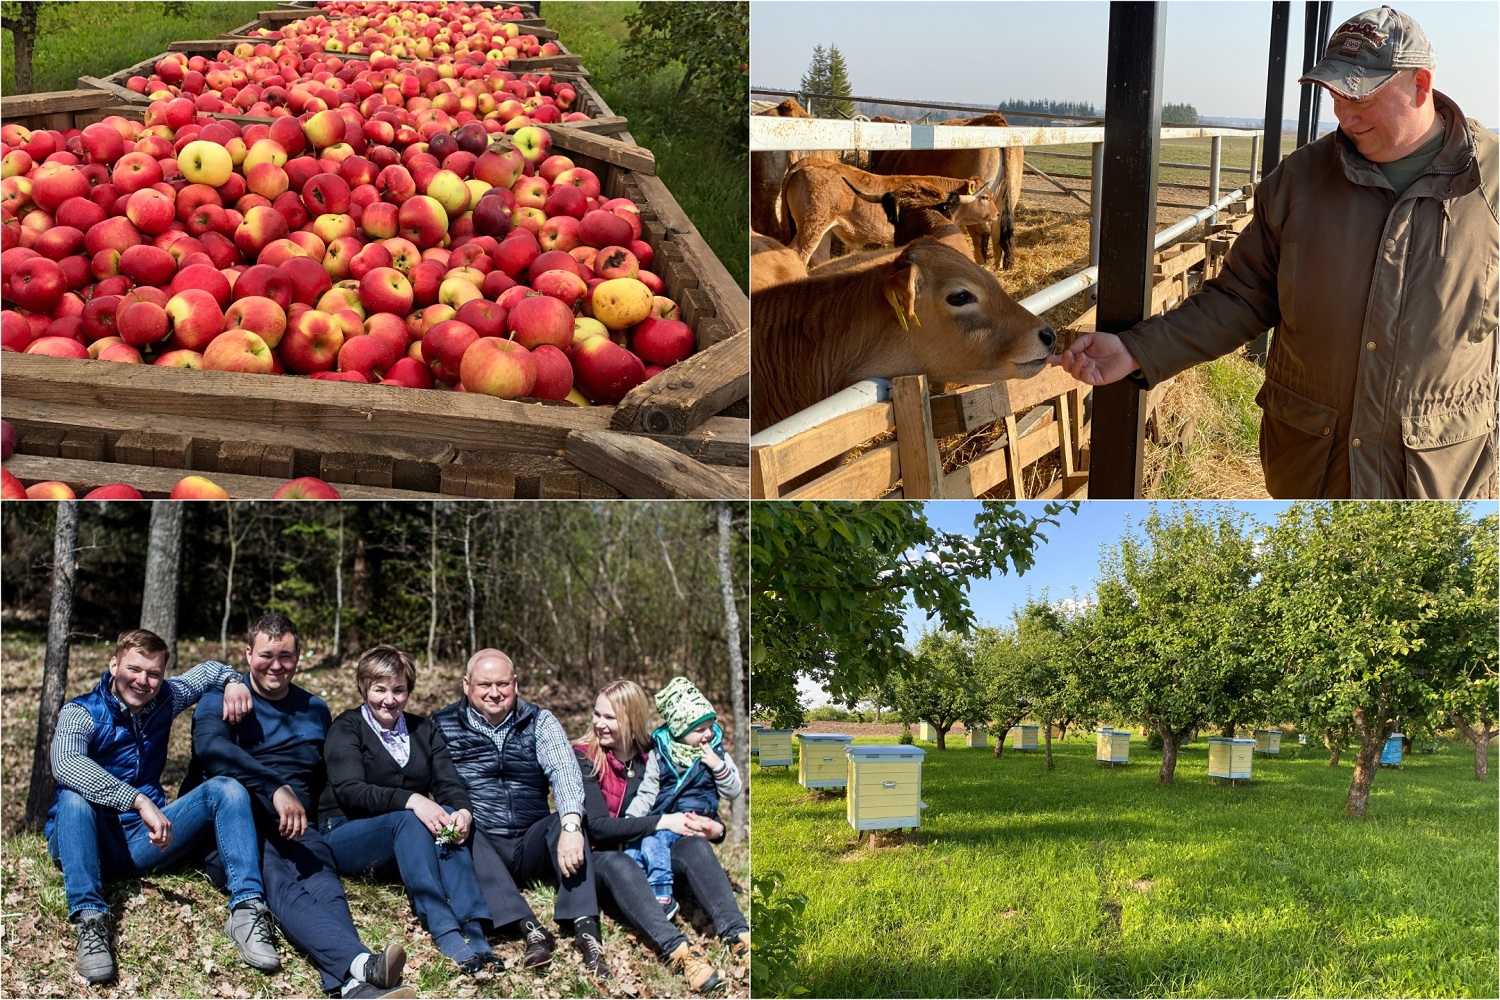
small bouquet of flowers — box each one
[435,822,463,851]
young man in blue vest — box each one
[47,628,280,985]
[182,612,413,999]
[432,648,609,979]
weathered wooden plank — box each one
[541,125,654,175]
[753,402,893,486]
[750,448,782,499]
[941,440,1010,499]
[610,330,748,436]
[927,366,1080,438]
[508,54,584,72]
[1003,414,1026,499]
[784,443,900,500]
[564,430,742,499]
[1154,241,1206,279]
[556,114,629,136]
[167,40,236,53]
[0,89,115,120]
[892,375,941,499]
[4,454,448,499]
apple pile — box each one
[242,2,544,62]
[2,98,697,406]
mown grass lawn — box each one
[752,735,1497,998]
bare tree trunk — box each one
[349,528,368,652]
[1223,720,1236,739]
[715,503,748,844]
[1344,706,1387,818]
[934,725,949,750]
[1324,727,1342,767]
[333,506,344,658]
[1043,724,1054,771]
[141,501,185,668]
[427,502,438,672]
[464,510,477,654]
[1451,712,1495,780]
[24,501,79,831]
[220,504,237,657]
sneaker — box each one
[667,941,723,992]
[657,895,681,921]
[363,941,406,988]
[521,924,555,969]
[574,931,610,979]
[342,980,417,999]
[74,912,116,984]
[225,901,282,972]
[726,931,750,959]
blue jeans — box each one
[48,777,264,920]
[323,811,491,940]
[626,828,681,896]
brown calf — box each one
[750,98,838,240]
[751,237,1057,431]
[779,160,989,265]
[868,113,1025,269]
[750,232,808,293]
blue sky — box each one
[751,1,1499,128]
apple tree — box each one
[972,626,1035,758]
[1436,513,1498,779]
[891,631,984,750]
[751,500,1071,729]
[1009,598,1101,771]
[1085,504,1259,784]
[1260,502,1473,817]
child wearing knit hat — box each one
[623,676,742,918]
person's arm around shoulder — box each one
[165,660,253,723]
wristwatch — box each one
[561,819,581,834]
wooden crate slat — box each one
[564,430,738,500]
[0,89,115,119]
[540,125,653,175]
[941,440,1010,499]
[892,375,941,498]
[4,454,449,499]
[610,330,748,436]
[784,443,901,500]
[754,401,893,486]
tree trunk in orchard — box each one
[140,501,185,668]
[24,501,79,831]
[1223,720,1236,739]
[1157,725,1180,785]
[1324,728,1341,767]
[934,725,948,751]
[1344,706,1387,817]
[1451,712,1495,780]
[715,503,747,844]
[10,4,39,94]
[1043,725,1054,771]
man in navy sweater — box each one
[182,613,413,999]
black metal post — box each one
[1309,2,1333,140]
[1296,2,1320,147]
[1090,1,1166,499]
[1250,1,1291,365]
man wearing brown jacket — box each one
[1053,6,1498,499]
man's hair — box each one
[578,679,654,779]
[247,612,301,653]
[355,644,417,697]
[464,648,514,681]
[113,628,169,666]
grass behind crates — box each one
[540,3,748,293]
[1,2,264,95]
[752,735,1498,998]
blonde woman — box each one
[572,680,749,993]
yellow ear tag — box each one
[885,286,910,331]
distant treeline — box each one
[842,97,1203,126]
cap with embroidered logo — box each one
[1299,6,1435,101]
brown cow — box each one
[750,232,808,293]
[751,237,1057,431]
[750,98,838,240]
[837,175,999,260]
[779,160,991,265]
[868,112,1025,269]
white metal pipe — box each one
[1035,151,1252,174]
[751,117,1260,153]
[749,379,892,448]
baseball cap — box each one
[1299,6,1436,100]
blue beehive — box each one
[1379,732,1404,767]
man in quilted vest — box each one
[432,648,609,979]
[46,628,279,985]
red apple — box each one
[572,335,648,405]
[272,476,341,499]
[460,336,536,399]
[170,474,230,499]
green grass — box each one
[752,735,1498,998]
[1027,134,1300,191]
[1,2,263,95]
[540,3,748,292]
[1150,353,1268,499]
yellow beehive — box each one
[1207,737,1254,779]
[964,726,987,748]
[749,723,766,756]
[1009,724,1039,751]
[1253,729,1282,755]
[1096,727,1130,764]
[845,744,928,832]
[757,729,793,768]
[797,733,852,788]
[916,722,937,742]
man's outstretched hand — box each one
[1047,332,1141,387]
